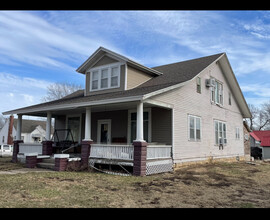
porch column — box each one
[12,114,23,163]
[135,101,144,142]
[133,101,147,176]
[84,107,92,141]
[16,114,22,140]
[42,111,53,155]
[81,107,93,168]
[46,111,52,140]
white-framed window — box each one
[210,79,223,105]
[214,120,227,145]
[236,127,240,140]
[89,64,120,91]
[188,115,201,141]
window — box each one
[91,71,99,90]
[229,92,232,105]
[101,69,109,89]
[196,77,201,93]
[211,79,223,105]
[188,115,201,141]
[236,127,240,140]
[90,64,120,91]
[214,120,227,145]
[111,67,119,87]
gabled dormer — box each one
[76,47,163,96]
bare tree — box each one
[247,101,270,131]
[259,101,270,130]
[41,82,83,102]
[0,114,6,129]
[247,103,258,131]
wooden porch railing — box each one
[90,144,134,161]
[19,143,43,155]
[90,144,172,161]
[146,145,172,160]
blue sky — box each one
[1,10,270,115]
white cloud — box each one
[240,82,270,99]
[0,11,115,71]
[0,72,52,114]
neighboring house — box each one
[0,115,16,145]
[250,130,270,160]
[3,47,251,176]
[243,121,251,160]
[0,115,51,144]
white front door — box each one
[97,119,111,144]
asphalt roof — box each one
[3,52,224,114]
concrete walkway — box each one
[0,168,54,175]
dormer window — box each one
[89,63,120,92]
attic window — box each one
[89,64,120,91]
[196,77,201,93]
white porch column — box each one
[84,107,92,141]
[46,111,52,140]
[135,101,145,142]
[16,114,22,140]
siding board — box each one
[151,62,244,163]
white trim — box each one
[124,63,127,90]
[97,119,111,144]
[3,96,143,115]
[76,46,163,76]
[54,154,69,159]
[143,99,173,109]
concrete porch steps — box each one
[37,158,55,170]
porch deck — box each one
[17,142,173,175]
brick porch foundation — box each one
[81,140,93,167]
[12,140,23,163]
[42,140,53,155]
[133,141,147,176]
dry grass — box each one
[1,157,270,208]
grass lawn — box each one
[1,157,270,208]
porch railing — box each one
[19,143,43,155]
[90,144,134,161]
[90,144,172,161]
[147,145,172,160]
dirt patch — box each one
[1,158,270,208]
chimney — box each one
[7,115,14,145]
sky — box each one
[1,10,270,116]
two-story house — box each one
[3,47,251,176]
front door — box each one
[97,119,111,144]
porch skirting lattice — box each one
[146,159,173,175]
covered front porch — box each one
[12,100,174,176]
